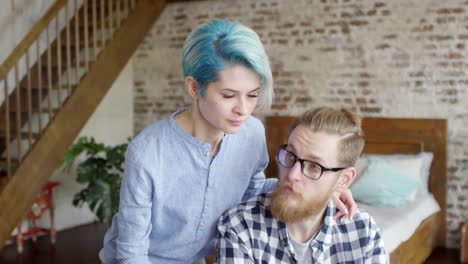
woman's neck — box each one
[175,107,224,156]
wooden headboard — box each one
[264,116,447,247]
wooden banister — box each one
[0,0,68,80]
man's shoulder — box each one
[327,208,386,262]
[334,209,378,232]
[330,208,382,247]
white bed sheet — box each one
[357,192,440,254]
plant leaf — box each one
[63,136,129,224]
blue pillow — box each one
[350,157,420,207]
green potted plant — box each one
[60,137,128,224]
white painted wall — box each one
[0,0,55,64]
[0,0,83,103]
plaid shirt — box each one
[215,193,387,264]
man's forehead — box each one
[288,126,340,162]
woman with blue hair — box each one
[99,19,356,264]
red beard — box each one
[269,180,332,223]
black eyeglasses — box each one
[276,144,346,180]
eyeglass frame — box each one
[276,144,347,180]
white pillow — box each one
[419,152,434,191]
[361,152,433,200]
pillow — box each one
[363,152,433,196]
[350,157,420,207]
[419,152,434,190]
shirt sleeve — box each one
[215,216,255,264]
[115,146,154,264]
[365,217,388,264]
[241,124,277,201]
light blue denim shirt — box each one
[99,109,277,264]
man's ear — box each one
[185,77,199,100]
[335,167,357,193]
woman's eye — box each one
[222,94,235,99]
[248,94,259,98]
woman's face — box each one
[198,65,260,134]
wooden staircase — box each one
[0,0,166,248]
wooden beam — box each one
[0,0,166,248]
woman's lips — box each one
[228,119,243,126]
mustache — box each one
[276,180,301,196]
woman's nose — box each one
[234,98,247,115]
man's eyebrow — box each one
[289,143,326,164]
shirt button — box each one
[206,151,210,156]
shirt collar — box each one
[313,200,336,246]
[276,200,337,248]
[278,200,336,245]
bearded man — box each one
[214,107,387,264]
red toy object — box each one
[14,181,60,254]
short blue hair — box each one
[182,19,273,110]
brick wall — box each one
[133,0,468,248]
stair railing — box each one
[0,0,136,186]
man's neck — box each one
[287,207,327,243]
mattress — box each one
[357,192,441,253]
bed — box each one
[264,116,447,263]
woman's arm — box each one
[241,129,277,201]
[115,147,153,264]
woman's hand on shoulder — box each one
[332,189,357,220]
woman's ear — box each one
[335,167,357,193]
[186,77,199,100]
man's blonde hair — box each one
[289,107,365,167]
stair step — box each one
[4,87,63,110]
[58,27,109,46]
[0,158,20,170]
[0,159,19,185]
[0,174,8,190]
[24,64,86,90]
[65,39,108,50]
[0,131,40,141]
[8,106,59,114]
[44,41,105,68]
[4,112,57,135]
[0,132,38,156]
[0,130,39,161]
[17,69,61,91]
[85,0,130,12]
[2,88,52,118]
[44,59,93,69]
[7,109,59,125]
[0,108,55,135]
[6,87,68,111]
